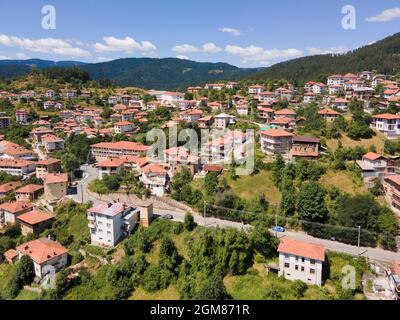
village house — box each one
[91,141,149,162]
[275,87,293,100]
[371,114,400,138]
[114,121,135,134]
[0,181,22,198]
[259,91,275,103]
[15,109,28,124]
[248,85,265,95]
[36,158,62,179]
[270,117,294,130]
[9,238,68,278]
[0,201,35,227]
[140,164,169,196]
[15,184,44,202]
[213,113,236,130]
[318,108,340,122]
[356,152,388,179]
[278,238,325,286]
[388,260,400,300]
[197,116,214,129]
[31,127,54,144]
[258,105,274,121]
[164,146,200,175]
[96,158,126,179]
[303,92,316,103]
[42,134,65,153]
[274,108,296,119]
[45,90,57,99]
[43,173,69,203]
[205,83,225,91]
[0,117,10,129]
[180,109,203,122]
[0,159,36,176]
[331,98,350,111]
[17,210,55,236]
[383,175,400,214]
[328,84,343,95]
[290,136,320,160]
[88,202,153,247]
[260,129,293,158]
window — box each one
[301,267,305,272]
[295,265,299,271]
[284,263,290,268]
[302,258,305,263]
[310,259,315,265]
[310,269,316,274]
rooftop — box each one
[278,238,325,261]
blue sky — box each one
[0,0,399,67]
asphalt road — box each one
[71,164,400,263]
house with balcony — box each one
[248,85,265,95]
[278,238,325,286]
[9,238,68,278]
[260,129,293,158]
[140,164,169,196]
[36,158,62,179]
[371,114,400,138]
[356,152,388,179]
[384,175,400,214]
[42,134,65,153]
[114,121,135,135]
[318,109,340,122]
[290,136,320,160]
[87,202,153,247]
[0,201,35,227]
[96,158,126,179]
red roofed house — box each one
[36,158,62,179]
[278,238,325,286]
[15,184,44,202]
[0,181,22,198]
[371,114,400,138]
[91,141,149,162]
[260,129,293,158]
[42,134,65,153]
[388,260,400,299]
[43,173,69,203]
[114,121,135,134]
[17,210,55,236]
[140,164,169,196]
[14,238,68,278]
[180,109,203,122]
[0,159,36,176]
[88,202,153,247]
[0,201,35,227]
[291,136,320,160]
[96,157,126,179]
[274,108,296,119]
[384,175,400,214]
[318,108,340,122]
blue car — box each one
[273,226,285,233]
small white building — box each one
[87,202,153,247]
[13,238,68,278]
[278,238,325,287]
[114,121,135,134]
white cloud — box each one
[172,44,199,53]
[366,7,400,22]
[176,55,189,60]
[219,27,241,37]
[0,34,90,57]
[172,42,221,54]
[16,53,31,60]
[307,46,348,55]
[94,36,157,53]
[0,55,11,60]
[225,45,303,64]
[202,43,222,53]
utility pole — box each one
[357,226,361,256]
[81,185,84,204]
[203,202,207,227]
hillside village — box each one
[0,67,399,300]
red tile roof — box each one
[44,173,68,184]
[15,184,44,194]
[17,210,54,225]
[97,158,126,168]
[0,201,34,214]
[363,152,385,161]
[318,109,340,116]
[278,238,325,261]
[16,238,68,264]
[260,129,293,138]
[372,113,400,120]
[91,141,149,152]
[0,181,22,193]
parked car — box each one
[273,226,285,233]
[162,214,174,220]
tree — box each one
[205,172,219,196]
[61,153,80,176]
[291,280,307,298]
[271,155,286,187]
[192,274,229,300]
[15,255,35,287]
[184,213,197,231]
[297,183,328,223]
[264,283,282,300]
[159,237,182,274]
